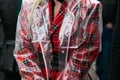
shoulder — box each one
[90,0,102,8]
[22,0,34,5]
[19,0,35,16]
[21,0,34,9]
[90,0,101,4]
[78,0,102,11]
[80,0,102,8]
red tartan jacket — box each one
[14,0,102,80]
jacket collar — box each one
[48,0,68,36]
[39,0,82,12]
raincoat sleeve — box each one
[65,3,102,79]
[14,2,44,80]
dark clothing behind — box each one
[96,27,113,80]
[110,0,120,80]
[0,0,17,71]
[0,0,21,80]
[102,27,113,42]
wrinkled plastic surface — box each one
[14,0,102,80]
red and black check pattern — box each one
[48,0,68,52]
[14,0,102,80]
[48,0,68,36]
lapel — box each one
[48,0,68,36]
[58,0,92,37]
[59,0,82,40]
[68,0,81,12]
[33,0,89,42]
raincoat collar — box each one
[48,0,68,36]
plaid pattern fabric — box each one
[62,4,102,79]
[48,0,68,36]
[49,0,68,52]
[14,0,102,80]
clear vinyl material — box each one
[14,0,102,80]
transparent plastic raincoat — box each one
[14,0,102,80]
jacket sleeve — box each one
[64,3,102,80]
[14,1,44,80]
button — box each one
[62,50,65,53]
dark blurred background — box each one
[100,0,117,24]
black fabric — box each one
[0,40,15,71]
[0,0,21,79]
[0,19,21,80]
[0,70,21,80]
[110,0,120,80]
[0,0,18,40]
[0,18,4,48]
[96,27,113,80]
[0,0,18,71]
